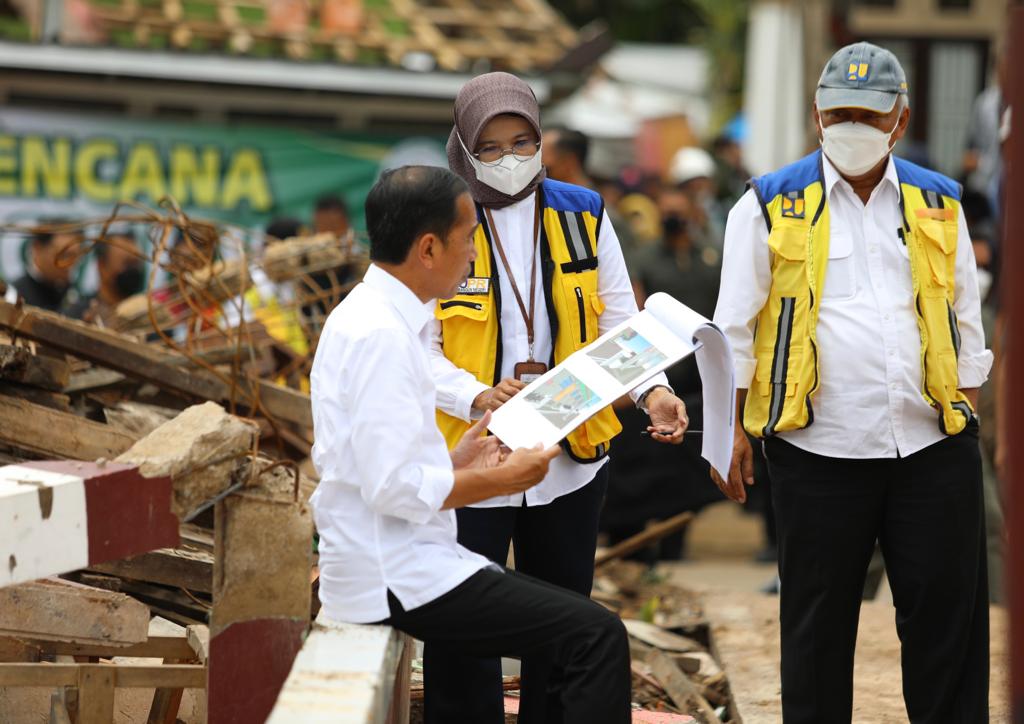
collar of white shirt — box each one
[362,263,435,335]
[822,153,901,203]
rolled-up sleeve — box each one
[713,189,772,388]
[345,328,455,524]
[953,207,994,388]
[429,319,489,421]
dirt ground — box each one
[664,501,1011,723]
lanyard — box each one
[485,194,541,361]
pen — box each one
[641,429,702,436]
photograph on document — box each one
[586,327,668,386]
[523,369,601,429]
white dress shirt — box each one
[310,264,490,623]
[430,188,668,507]
[714,155,992,459]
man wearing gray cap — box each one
[713,42,991,722]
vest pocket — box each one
[917,219,956,294]
[767,224,809,296]
[754,345,802,398]
[561,273,601,349]
[436,297,490,322]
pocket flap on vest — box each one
[436,298,490,322]
[767,225,808,261]
[918,219,956,255]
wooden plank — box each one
[186,625,209,663]
[0,394,135,460]
[0,343,70,391]
[0,302,225,400]
[0,662,206,689]
[89,547,214,593]
[64,367,127,393]
[0,381,71,412]
[36,636,196,661]
[594,511,694,568]
[77,665,116,724]
[646,649,719,724]
[0,302,312,427]
[623,620,703,653]
[0,578,150,647]
[0,663,78,686]
[50,690,73,724]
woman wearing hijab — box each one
[429,72,688,724]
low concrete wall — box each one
[267,612,411,724]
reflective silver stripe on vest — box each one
[764,296,796,436]
[557,210,595,262]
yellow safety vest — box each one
[744,151,973,438]
[435,179,622,462]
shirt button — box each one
[891,382,898,390]
[884,314,892,322]
[869,245,878,253]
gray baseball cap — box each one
[816,42,908,114]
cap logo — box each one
[847,62,869,81]
[781,191,805,219]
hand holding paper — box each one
[486,293,736,479]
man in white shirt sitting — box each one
[714,43,991,723]
[309,165,631,724]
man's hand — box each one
[473,378,527,412]
[960,387,980,411]
[450,410,501,470]
[711,426,755,503]
[498,444,561,493]
[643,387,688,444]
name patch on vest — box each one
[781,191,805,219]
[457,277,491,295]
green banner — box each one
[0,107,447,284]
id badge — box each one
[514,361,547,384]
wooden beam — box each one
[89,547,213,594]
[0,578,150,647]
[0,302,312,427]
[594,511,694,568]
[0,663,206,689]
[77,665,116,724]
[0,394,135,460]
[646,649,719,724]
[0,343,70,391]
[35,636,196,661]
[186,625,209,663]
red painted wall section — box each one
[208,618,308,724]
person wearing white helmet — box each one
[669,146,726,251]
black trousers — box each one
[766,425,989,724]
[424,468,609,724]
[388,566,630,724]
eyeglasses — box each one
[472,139,541,165]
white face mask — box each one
[459,133,542,197]
[819,113,900,177]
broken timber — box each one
[0,302,312,427]
[0,394,135,460]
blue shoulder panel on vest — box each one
[893,157,962,201]
[542,179,604,216]
[750,150,823,201]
